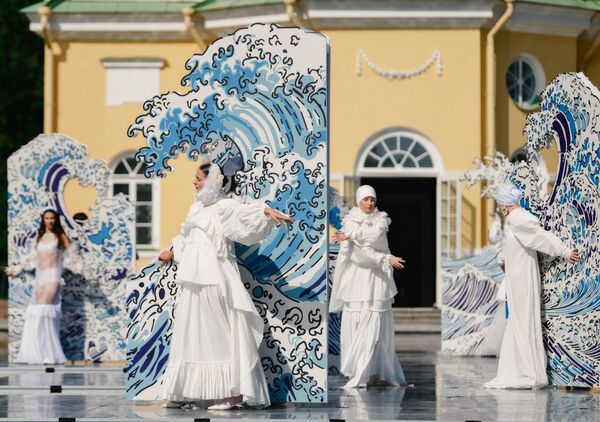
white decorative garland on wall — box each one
[355,48,443,80]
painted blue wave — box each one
[441,247,504,356]
[125,24,329,402]
[128,23,328,303]
[522,73,600,386]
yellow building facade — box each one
[21,0,600,307]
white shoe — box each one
[162,401,184,408]
[207,401,242,410]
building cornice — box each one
[502,2,595,37]
[23,0,598,40]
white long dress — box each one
[159,197,275,407]
[485,207,571,389]
[330,207,405,388]
[16,233,67,364]
[478,213,507,356]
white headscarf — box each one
[196,164,225,206]
[495,184,522,206]
[356,185,377,205]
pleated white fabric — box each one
[485,208,572,389]
[160,283,234,401]
[330,207,405,388]
[340,299,405,388]
[159,197,274,407]
[17,304,66,364]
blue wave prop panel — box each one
[7,134,135,361]
[327,187,348,375]
[125,24,329,402]
[441,247,505,356]
[327,244,341,375]
[515,73,600,387]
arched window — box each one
[357,129,443,176]
[110,153,160,251]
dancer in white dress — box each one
[157,162,292,410]
[330,185,406,388]
[6,209,72,364]
[485,184,580,389]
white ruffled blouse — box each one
[171,197,274,303]
[329,207,398,312]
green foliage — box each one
[0,1,44,298]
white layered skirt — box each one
[340,298,405,388]
[159,281,270,406]
[17,271,66,365]
[17,303,66,364]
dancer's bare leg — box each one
[35,282,60,304]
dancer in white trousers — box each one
[485,184,580,389]
[6,209,75,364]
[330,185,406,388]
[157,162,291,409]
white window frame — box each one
[440,173,462,260]
[357,129,444,178]
[101,58,165,106]
[109,152,161,257]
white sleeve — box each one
[342,219,392,271]
[8,246,37,276]
[349,245,392,272]
[217,199,275,246]
[512,214,572,259]
[170,203,197,263]
[348,223,388,246]
[171,235,185,264]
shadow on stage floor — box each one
[0,349,597,421]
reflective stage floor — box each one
[0,350,597,421]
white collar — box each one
[345,207,390,226]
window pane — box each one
[114,161,129,174]
[137,184,152,202]
[370,142,386,157]
[400,137,413,151]
[136,205,152,223]
[404,157,416,168]
[521,70,535,101]
[450,199,457,214]
[506,57,539,106]
[411,142,427,157]
[127,157,139,173]
[393,152,405,164]
[449,182,457,196]
[384,137,397,151]
[381,157,395,168]
[113,183,129,196]
[365,155,379,167]
[136,226,152,245]
[418,156,433,167]
[441,199,448,210]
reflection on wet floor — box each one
[0,351,597,420]
[0,371,124,387]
